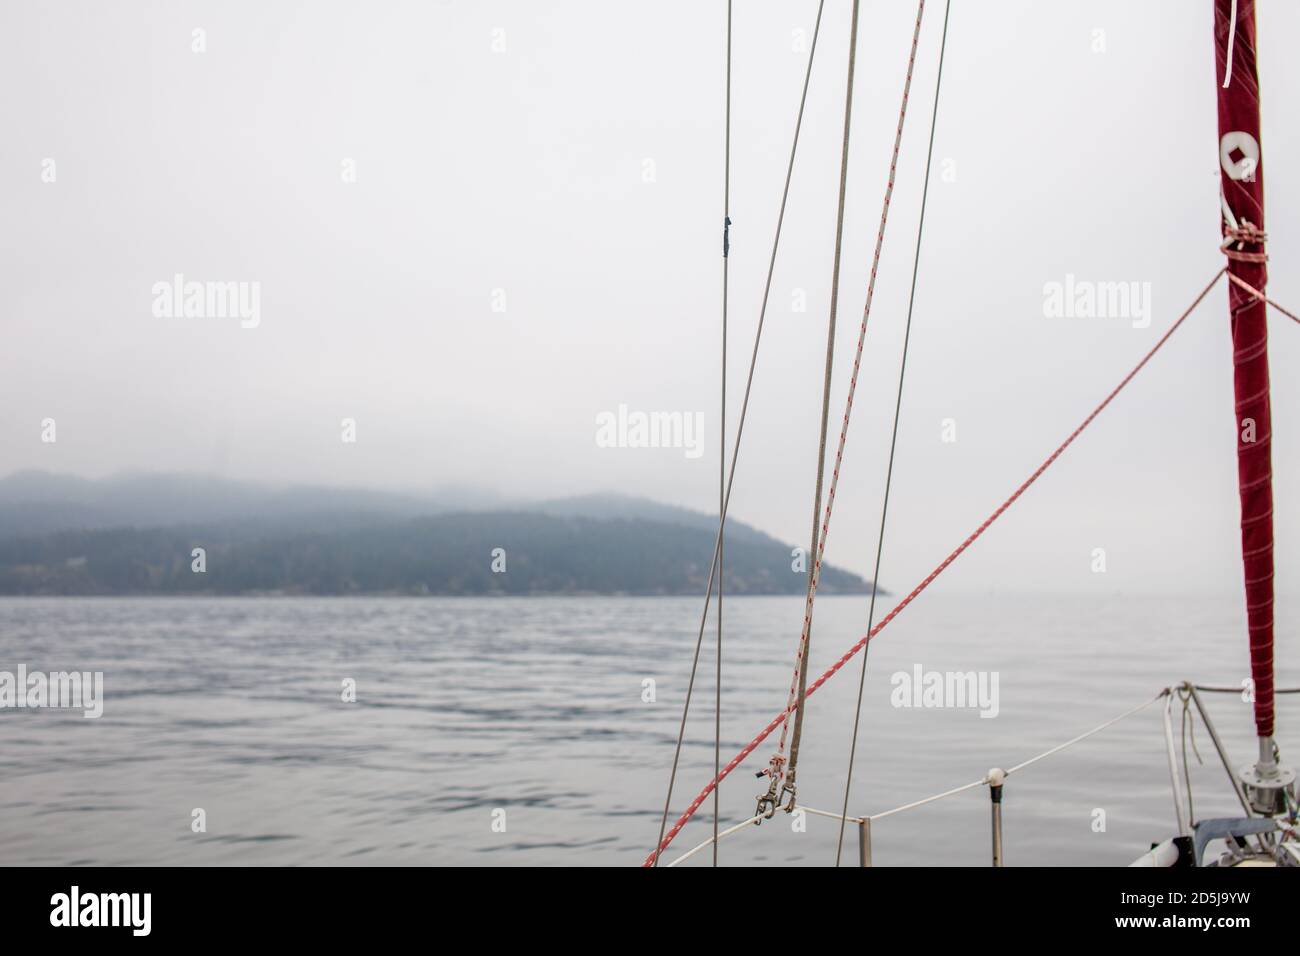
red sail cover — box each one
[1215,0,1274,738]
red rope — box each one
[643,268,1226,867]
[1227,271,1300,326]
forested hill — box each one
[0,475,875,596]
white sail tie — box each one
[1222,0,1238,89]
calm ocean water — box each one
[0,593,1294,866]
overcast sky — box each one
[2,0,1298,595]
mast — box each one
[1214,1,1276,755]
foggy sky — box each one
[3,0,1298,596]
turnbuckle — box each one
[755,753,790,824]
[754,777,799,823]
[778,781,798,814]
[754,778,781,824]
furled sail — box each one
[1215,0,1274,741]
